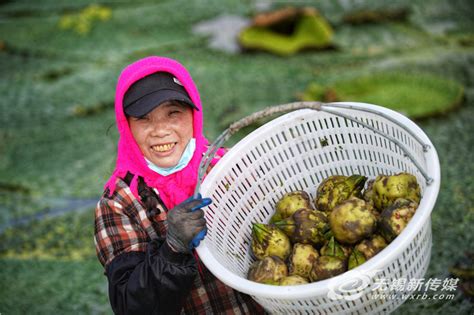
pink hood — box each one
[104,56,219,209]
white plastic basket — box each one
[196,102,440,314]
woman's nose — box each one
[150,121,171,137]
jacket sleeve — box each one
[106,239,197,315]
[95,196,198,315]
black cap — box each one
[123,72,198,117]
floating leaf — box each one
[239,7,334,56]
[301,71,464,118]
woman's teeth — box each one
[152,143,175,152]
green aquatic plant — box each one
[59,4,112,35]
[239,8,333,56]
[300,71,464,118]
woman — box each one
[94,56,264,314]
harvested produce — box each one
[372,173,421,211]
[288,243,319,279]
[320,236,347,260]
[246,172,422,286]
[329,197,378,245]
[315,175,367,213]
[274,208,329,247]
[248,256,288,284]
[379,198,418,242]
[251,223,291,260]
[348,249,366,270]
[355,234,387,260]
[279,275,309,285]
[309,256,347,281]
[271,190,312,223]
[362,179,375,206]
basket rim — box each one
[196,102,441,299]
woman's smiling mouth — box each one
[151,142,177,153]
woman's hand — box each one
[166,194,212,253]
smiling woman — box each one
[128,101,194,169]
[94,56,263,314]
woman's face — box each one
[128,101,194,168]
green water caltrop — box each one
[372,173,421,211]
[362,179,375,206]
[270,190,313,223]
[355,234,388,260]
[315,175,368,213]
[251,223,291,260]
[309,255,347,282]
[329,197,378,245]
[247,172,421,285]
[348,249,367,270]
[379,198,418,242]
[279,275,309,285]
[247,256,288,285]
[273,208,329,247]
[288,243,319,279]
[320,236,345,259]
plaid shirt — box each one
[95,162,265,314]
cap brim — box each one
[124,89,198,117]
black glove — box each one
[166,194,212,253]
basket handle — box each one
[194,101,433,198]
